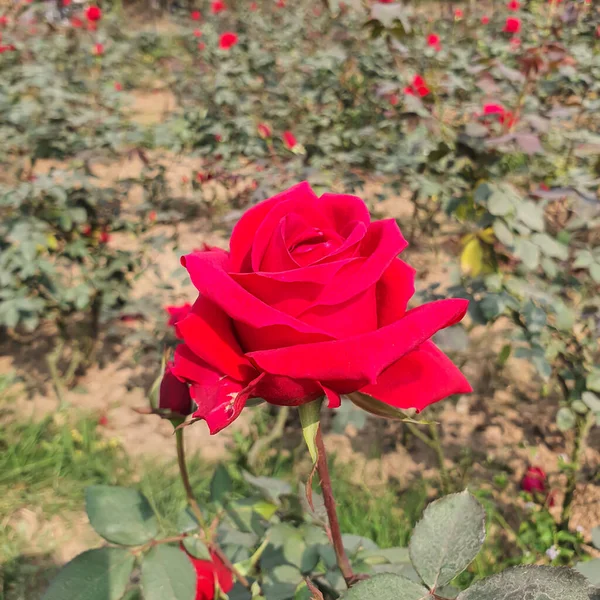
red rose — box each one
[191,10,201,20]
[481,15,489,24]
[454,8,463,19]
[250,1,258,9]
[182,546,234,600]
[211,0,226,13]
[219,32,238,50]
[503,16,521,33]
[258,122,272,138]
[86,5,102,22]
[276,0,285,6]
[198,41,205,50]
[114,82,122,91]
[99,230,110,244]
[93,42,104,55]
[482,103,515,127]
[71,16,83,27]
[283,130,297,149]
[403,86,415,96]
[171,183,471,433]
[388,93,399,106]
[427,33,441,50]
[0,16,8,27]
[521,466,547,494]
[408,74,430,97]
[507,0,520,10]
[166,303,192,327]
[193,28,202,37]
[160,364,193,416]
[509,36,521,50]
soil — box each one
[1,88,598,569]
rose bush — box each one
[171,182,471,433]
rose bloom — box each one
[408,74,430,97]
[169,183,471,433]
[507,0,520,10]
[454,8,463,19]
[211,0,226,13]
[521,466,547,494]
[114,82,122,91]
[0,16,8,27]
[276,0,285,6]
[482,103,515,126]
[93,42,104,55]
[182,546,234,600]
[250,1,258,9]
[258,122,272,138]
[193,28,202,37]
[427,33,441,50]
[510,36,521,50]
[283,130,297,149]
[219,32,238,50]
[481,15,489,24]
[503,16,521,33]
[198,41,205,50]
[86,5,102,21]
[191,10,201,20]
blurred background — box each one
[0,0,599,597]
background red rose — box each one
[171,183,470,433]
[181,546,234,600]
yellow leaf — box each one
[478,227,495,245]
[461,237,484,276]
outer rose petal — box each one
[248,299,468,389]
[360,340,472,412]
[172,344,258,433]
[229,182,318,272]
[176,296,255,381]
[252,373,324,406]
[183,250,334,348]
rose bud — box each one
[159,363,192,417]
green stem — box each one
[428,422,450,495]
[175,428,251,590]
[560,412,595,528]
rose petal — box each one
[176,295,255,381]
[259,216,300,272]
[318,193,371,234]
[248,299,468,389]
[360,340,472,412]
[311,219,408,307]
[377,258,416,326]
[297,285,377,337]
[252,373,323,406]
[183,250,334,347]
[229,181,318,272]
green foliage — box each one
[42,548,135,600]
[140,545,196,600]
[85,486,159,546]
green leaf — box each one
[242,471,293,504]
[85,485,158,546]
[531,233,569,260]
[298,398,323,464]
[42,548,134,600]
[409,490,486,589]
[516,201,545,232]
[457,566,590,600]
[211,464,233,505]
[340,574,429,600]
[141,545,197,600]
[587,369,600,393]
[488,192,514,216]
[492,220,514,246]
[556,407,576,432]
[575,558,600,586]
[592,526,600,550]
[514,239,540,270]
[183,536,211,560]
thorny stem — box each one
[175,428,251,589]
[315,428,356,587]
[560,411,595,529]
